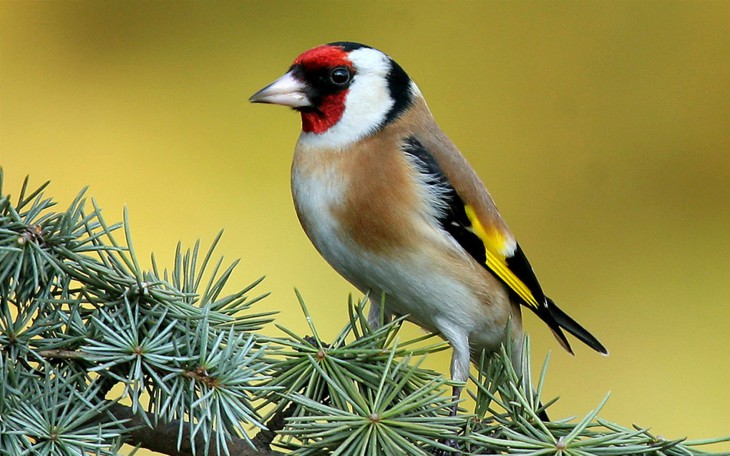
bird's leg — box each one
[433,383,464,455]
[443,328,470,416]
[450,384,463,417]
[433,328,471,454]
[367,293,391,330]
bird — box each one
[249,41,607,413]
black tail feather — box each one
[545,297,608,355]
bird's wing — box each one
[402,129,607,355]
[401,135,546,312]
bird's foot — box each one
[432,438,461,456]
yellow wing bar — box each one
[464,205,540,310]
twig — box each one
[107,403,285,456]
[252,402,297,450]
[36,349,87,360]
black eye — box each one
[329,67,351,86]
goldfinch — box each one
[250,42,607,398]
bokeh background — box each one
[2,1,729,453]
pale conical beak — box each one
[249,71,312,108]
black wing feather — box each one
[400,136,607,355]
[402,136,487,265]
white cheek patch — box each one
[298,48,395,151]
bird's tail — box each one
[545,297,608,356]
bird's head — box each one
[250,42,419,148]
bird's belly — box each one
[291,157,512,353]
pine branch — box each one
[1,170,728,456]
[28,348,289,455]
[105,403,285,456]
[0,171,277,455]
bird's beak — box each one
[249,71,312,108]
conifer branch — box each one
[1,171,728,456]
[106,403,284,456]
[36,349,87,360]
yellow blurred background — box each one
[2,1,729,453]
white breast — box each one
[290,140,513,358]
[290,150,352,276]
